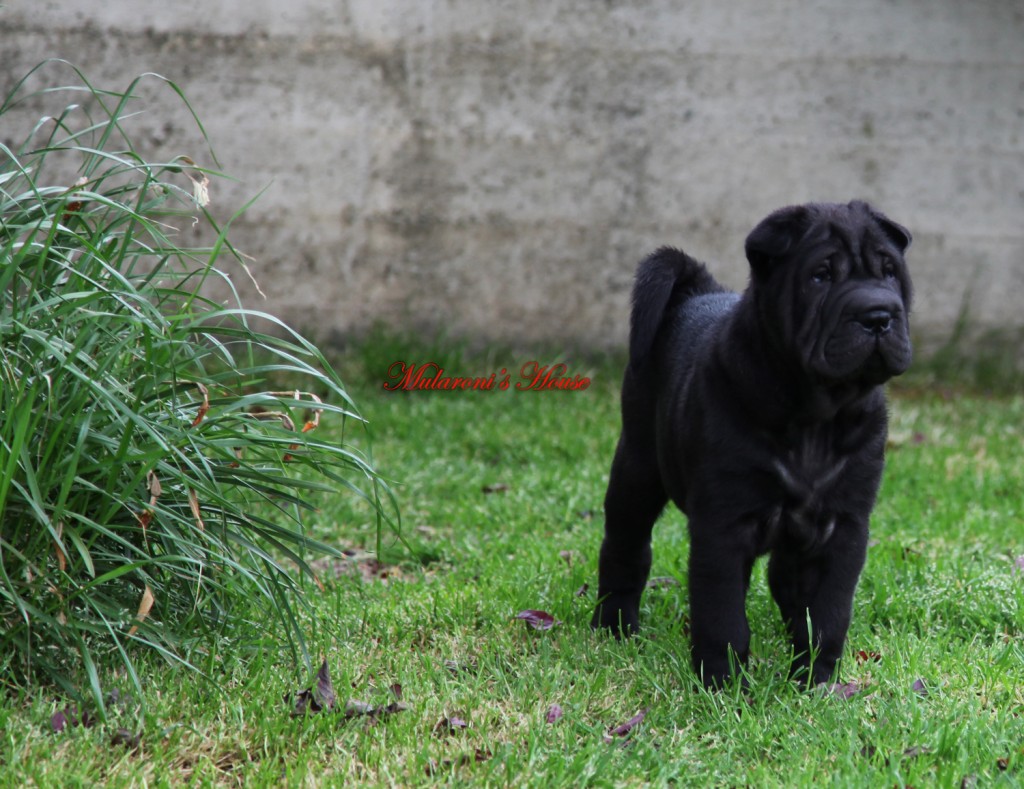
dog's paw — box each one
[694,661,742,690]
[590,598,640,638]
[788,656,839,689]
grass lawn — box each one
[2,349,1022,787]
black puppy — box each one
[592,201,913,687]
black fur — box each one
[592,201,913,688]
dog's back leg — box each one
[592,247,711,637]
[591,382,667,636]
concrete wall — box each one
[4,1,1023,353]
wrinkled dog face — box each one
[746,201,913,386]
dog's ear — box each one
[848,200,912,254]
[871,210,912,254]
[744,205,812,277]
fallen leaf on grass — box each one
[444,659,477,676]
[314,660,337,709]
[308,554,399,583]
[904,744,932,759]
[646,576,680,588]
[855,650,882,664]
[344,700,374,716]
[50,709,71,733]
[341,698,410,725]
[51,702,141,751]
[514,610,560,630]
[433,714,469,737]
[50,706,95,734]
[111,728,142,750]
[106,689,132,710]
[822,681,862,699]
[288,660,409,723]
[51,688,135,734]
[604,708,647,743]
[546,704,564,724]
[911,678,929,696]
[575,583,589,597]
[369,701,410,718]
[425,749,491,775]
[290,659,337,716]
[482,483,509,494]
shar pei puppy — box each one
[592,200,913,688]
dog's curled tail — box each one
[629,247,723,371]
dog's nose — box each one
[857,309,894,335]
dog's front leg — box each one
[768,517,869,686]
[687,525,756,687]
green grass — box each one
[1,348,1022,786]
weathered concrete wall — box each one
[4,1,1023,352]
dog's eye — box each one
[811,265,832,284]
[876,251,898,279]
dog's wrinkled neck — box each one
[721,298,879,428]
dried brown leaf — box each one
[187,489,205,531]
[54,521,67,573]
[289,659,337,716]
[127,585,155,636]
[187,382,210,428]
[249,410,295,432]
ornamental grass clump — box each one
[0,62,394,710]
